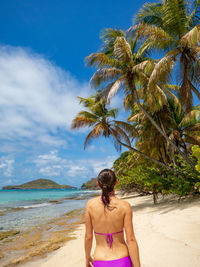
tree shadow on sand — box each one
[129,194,200,215]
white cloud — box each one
[0,157,14,177]
[0,45,120,187]
[66,165,89,177]
[34,150,67,177]
[33,150,117,181]
[0,45,90,151]
[87,145,96,152]
[87,156,116,174]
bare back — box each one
[87,195,131,261]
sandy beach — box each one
[19,192,200,267]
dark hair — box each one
[97,169,117,210]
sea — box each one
[0,188,100,232]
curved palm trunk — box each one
[133,89,197,172]
[153,184,158,204]
[111,129,178,172]
[190,82,200,101]
[181,54,192,113]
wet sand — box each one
[0,208,85,267]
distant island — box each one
[81,178,99,190]
[2,178,76,190]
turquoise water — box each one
[0,188,99,231]
[0,188,84,205]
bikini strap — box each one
[94,230,123,248]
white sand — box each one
[21,193,200,267]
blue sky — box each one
[0,0,154,188]
[0,1,199,188]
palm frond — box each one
[109,129,122,152]
[183,135,200,146]
[77,111,98,120]
[71,117,97,129]
[107,77,124,103]
[180,25,199,47]
[93,123,104,137]
[85,53,119,68]
[95,82,116,102]
[113,37,133,63]
[113,125,132,146]
[132,60,154,75]
[148,50,177,87]
[100,28,126,55]
[114,121,139,138]
[136,23,175,46]
[188,0,200,27]
[162,0,188,37]
[123,93,135,111]
[107,108,118,119]
[162,84,181,91]
[84,130,95,149]
[134,2,163,26]
[77,97,95,108]
[194,104,200,110]
[184,122,200,132]
[90,67,122,88]
[179,110,200,128]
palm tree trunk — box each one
[111,130,178,172]
[133,89,197,172]
[190,82,200,101]
[153,184,158,204]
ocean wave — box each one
[22,203,52,209]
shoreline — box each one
[0,208,86,267]
[19,192,200,267]
[1,192,200,267]
[0,190,101,267]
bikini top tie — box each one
[94,230,123,248]
[96,195,123,248]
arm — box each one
[84,200,93,267]
[124,202,141,267]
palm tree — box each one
[128,96,200,164]
[167,99,200,152]
[132,0,200,112]
[71,96,175,171]
[128,103,172,164]
[85,29,196,170]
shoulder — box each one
[120,199,132,212]
[85,196,99,209]
[119,198,131,206]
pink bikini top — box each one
[94,230,123,248]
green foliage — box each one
[192,145,200,172]
[192,145,200,192]
[134,0,200,112]
[81,178,98,189]
[2,179,74,189]
[74,1,200,202]
[114,153,199,201]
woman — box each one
[84,169,141,267]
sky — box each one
[0,0,154,188]
[0,0,198,188]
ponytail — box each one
[97,169,116,211]
[101,184,110,208]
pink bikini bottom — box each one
[93,256,132,267]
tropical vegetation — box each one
[2,179,75,189]
[71,0,200,203]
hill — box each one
[2,178,76,189]
[81,178,98,190]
